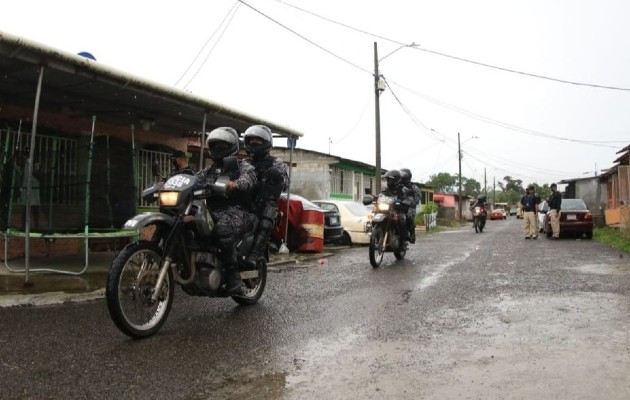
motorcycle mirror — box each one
[362,195,374,206]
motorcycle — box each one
[363,193,408,268]
[471,205,487,233]
[106,157,266,338]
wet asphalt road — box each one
[1,218,629,399]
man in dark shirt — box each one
[547,183,562,239]
[520,185,540,239]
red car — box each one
[544,198,593,239]
[489,209,506,220]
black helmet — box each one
[384,170,401,190]
[477,194,486,202]
[206,127,239,161]
[400,168,412,184]
[243,125,273,159]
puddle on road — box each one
[569,264,630,275]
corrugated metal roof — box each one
[0,30,303,139]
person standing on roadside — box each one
[520,185,540,239]
[547,183,562,240]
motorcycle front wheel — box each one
[106,241,174,338]
[369,226,385,268]
[232,259,267,305]
[473,217,479,233]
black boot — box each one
[246,233,268,266]
[224,265,243,295]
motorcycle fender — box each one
[373,213,386,223]
[123,212,175,230]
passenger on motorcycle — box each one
[381,169,412,246]
[400,168,421,244]
[242,125,288,266]
[200,127,257,294]
[470,194,488,211]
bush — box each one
[416,203,438,225]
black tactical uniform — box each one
[400,168,421,244]
[381,170,410,245]
[243,125,288,265]
[201,127,257,294]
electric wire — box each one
[183,3,241,90]
[271,0,630,92]
[175,1,241,88]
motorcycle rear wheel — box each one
[106,241,174,338]
[231,259,267,305]
[369,226,385,268]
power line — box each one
[271,0,630,92]
[174,1,241,88]
[238,0,371,75]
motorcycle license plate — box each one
[566,214,576,220]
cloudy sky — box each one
[2,0,629,188]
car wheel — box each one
[336,231,352,246]
[585,231,593,240]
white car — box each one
[537,200,550,232]
[311,200,373,245]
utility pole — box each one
[457,132,462,221]
[484,167,487,198]
[373,42,382,194]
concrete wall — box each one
[272,148,336,200]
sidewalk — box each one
[0,250,333,308]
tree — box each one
[463,177,481,198]
[427,172,457,193]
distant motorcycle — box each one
[106,157,266,338]
[471,205,487,233]
[363,193,407,268]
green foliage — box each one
[427,172,456,193]
[416,202,438,225]
[593,227,630,253]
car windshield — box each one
[315,202,338,212]
[561,199,588,210]
[342,202,372,217]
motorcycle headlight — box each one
[377,202,390,212]
[159,191,179,206]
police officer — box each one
[400,168,421,244]
[201,127,257,294]
[242,125,288,265]
[170,150,194,176]
[520,185,540,239]
[381,169,411,246]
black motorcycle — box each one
[106,157,266,338]
[363,193,407,268]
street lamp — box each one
[457,133,479,220]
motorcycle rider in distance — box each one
[381,169,412,247]
[399,168,421,244]
[242,125,288,266]
[470,194,488,212]
[200,127,257,294]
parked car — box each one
[272,193,343,252]
[543,198,593,239]
[312,200,372,245]
[509,207,518,216]
[489,208,506,220]
[537,200,550,232]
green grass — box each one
[593,227,630,253]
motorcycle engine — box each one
[194,252,221,291]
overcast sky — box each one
[2,0,629,188]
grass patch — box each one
[593,227,630,253]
